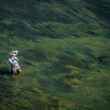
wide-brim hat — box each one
[10,50,18,56]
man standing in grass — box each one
[9,50,22,75]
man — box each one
[9,50,21,75]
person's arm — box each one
[15,57,19,61]
[9,58,13,64]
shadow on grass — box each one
[0,67,12,76]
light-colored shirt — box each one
[9,56,19,65]
[9,56,21,70]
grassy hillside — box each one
[0,0,110,110]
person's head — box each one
[9,50,18,57]
[13,50,18,55]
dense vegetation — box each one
[0,0,110,110]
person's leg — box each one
[11,65,14,74]
[17,69,20,74]
[17,64,22,74]
[13,66,17,75]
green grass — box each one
[0,35,109,110]
[0,0,110,110]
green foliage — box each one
[0,0,110,110]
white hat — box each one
[10,50,18,56]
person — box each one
[9,50,21,75]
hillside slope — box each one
[0,0,108,39]
[0,0,110,110]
